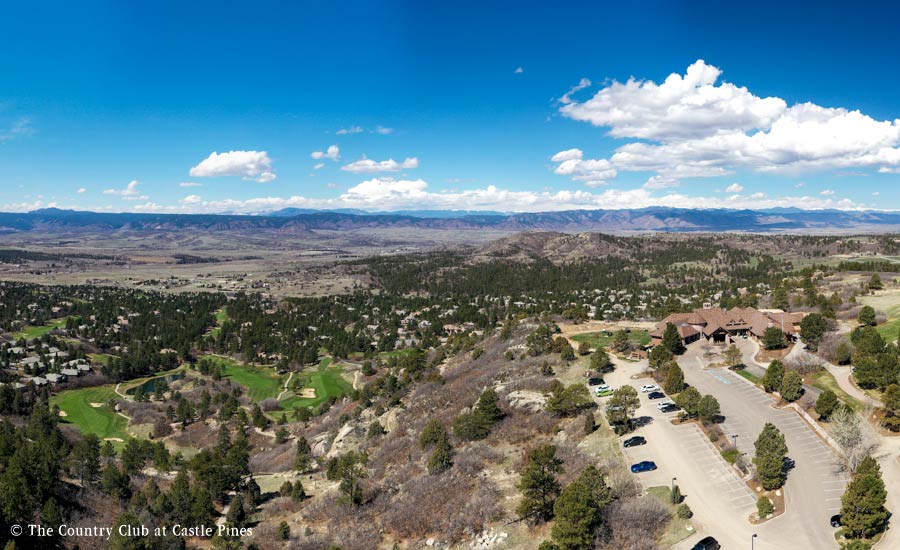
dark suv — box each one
[691,536,720,550]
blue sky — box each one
[1,0,898,213]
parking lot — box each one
[682,346,849,548]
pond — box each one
[126,373,184,396]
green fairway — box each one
[209,307,229,338]
[14,317,69,340]
[571,329,651,350]
[810,370,863,412]
[876,306,900,344]
[50,385,128,442]
[206,356,283,402]
[280,357,352,410]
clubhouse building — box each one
[650,304,805,347]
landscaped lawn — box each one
[810,370,863,412]
[571,329,651,350]
[280,357,352,410]
[735,367,761,385]
[50,385,128,442]
[13,317,69,340]
[205,356,284,402]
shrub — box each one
[676,503,693,519]
[757,495,774,517]
[721,449,740,464]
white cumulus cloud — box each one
[341,156,419,174]
[725,183,744,193]
[189,151,276,182]
[103,180,148,200]
[311,145,340,161]
[553,59,900,188]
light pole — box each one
[752,533,758,550]
[732,434,739,451]
[671,477,677,491]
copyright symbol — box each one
[10,524,22,536]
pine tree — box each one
[780,369,803,402]
[754,423,788,490]
[761,360,785,393]
[517,445,563,522]
[225,494,246,527]
[815,389,838,420]
[427,434,453,474]
[841,462,888,538]
[550,467,613,550]
[661,323,685,355]
[664,363,685,394]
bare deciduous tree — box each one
[828,406,878,472]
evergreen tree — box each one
[589,348,611,372]
[427,433,453,474]
[517,445,563,522]
[761,360,785,393]
[882,384,900,431]
[225,494,246,527]
[780,369,803,402]
[675,387,701,417]
[762,327,786,350]
[419,419,447,449]
[754,423,788,490]
[294,437,313,473]
[815,389,839,420]
[661,323,685,355]
[841,461,888,538]
[550,467,613,550]
[698,394,721,424]
[664,363,685,394]
[858,306,877,327]
[800,313,828,351]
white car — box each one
[640,384,660,393]
[656,400,675,411]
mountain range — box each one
[0,207,898,234]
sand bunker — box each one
[104,437,124,442]
[298,388,317,399]
[90,402,104,408]
[58,410,68,417]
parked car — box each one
[647,391,665,400]
[587,377,605,386]
[656,400,675,411]
[660,403,681,413]
[830,514,842,528]
[595,385,614,397]
[640,383,660,393]
[630,461,657,473]
[691,536,720,550]
[623,436,646,447]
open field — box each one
[571,329,651,350]
[280,357,352,410]
[50,385,128,442]
[13,317,69,340]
